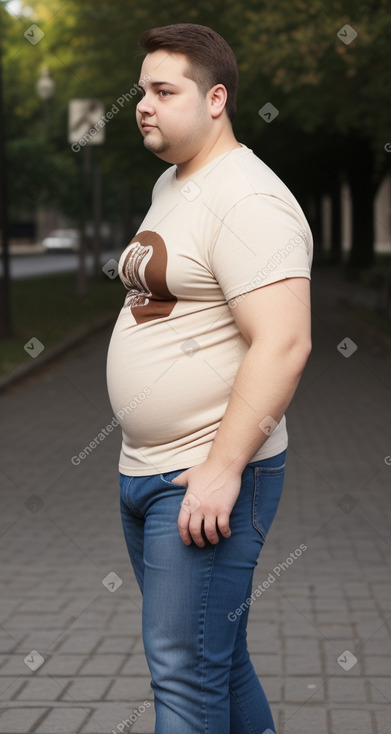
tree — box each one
[4,0,390,270]
[230,0,391,267]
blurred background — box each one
[0,6,391,732]
[0,0,390,377]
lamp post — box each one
[36,66,55,246]
[0,0,11,338]
[36,66,55,134]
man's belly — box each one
[106,315,243,449]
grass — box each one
[0,271,123,377]
[1,255,390,379]
[348,303,391,339]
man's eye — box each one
[136,86,144,96]
[159,90,171,98]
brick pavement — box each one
[0,266,390,733]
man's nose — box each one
[137,95,154,115]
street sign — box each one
[68,99,105,145]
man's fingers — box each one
[203,513,231,544]
[178,492,232,547]
[188,515,206,547]
[203,515,220,545]
[216,513,231,538]
[177,509,193,545]
[178,507,208,547]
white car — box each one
[42,229,80,252]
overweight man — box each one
[106,22,313,734]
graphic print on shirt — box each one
[120,230,177,324]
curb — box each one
[0,313,117,395]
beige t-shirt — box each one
[106,144,313,476]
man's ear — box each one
[208,84,228,119]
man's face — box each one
[136,50,212,164]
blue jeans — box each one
[119,449,286,734]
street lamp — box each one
[0,0,11,338]
[36,66,55,101]
[36,67,56,246]
[36,66,55,133]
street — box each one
[0,267,390,733]
[0,250,123,280]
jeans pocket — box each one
[252,461,286,540]
[159,470,188,488]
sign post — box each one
[68,99,105,293]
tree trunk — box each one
[346,138,376,270]
[121,179,133,245]
[328,176,342,265]
[306,191,322,264]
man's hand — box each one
[172,461,242,547]
[172,280,311,548]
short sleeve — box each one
[210,193,313,302]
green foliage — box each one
[0,270,122,376]
[1,0,390,244]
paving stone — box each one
[356,624,390,644]
[94,636,137,654]
[0,655,49,677]
[246,630,280,654]
[362,638,391,655]
[366,676,391,703]
[256,675,282,703]
[108,613,143,634]
[0,677,25,701]
[0,637,18,654]
[284,638,320,656]
[252,654,281,676]
[315,623,356,640]
[122,703,155,734]
[282,704,329,734]
[55,631,105,655]
[281,619,321,638]
[1,268,391,734]
[105,677,152,701]
[0,707,47,733]
[364,656,391,676]
[375,709,391,733]
[315,611,354,624]
[330,708,374,733]
[17,598,70,613]
[78,655,128,676]
[327,676,369,702]
[61,677,113,702]
[120,655,151,677]
[345,582,377,596]
[324,647,362,676]
[37,655,86,676]
[79,702,153,733]
[5,616,82,635]
[283,676,325,702]
[285,653,323,676]
[15,677,65,701]
[33,705,90,733]
[350,598,379,611]
[130,637,146,654]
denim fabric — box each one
[119,450,286,734]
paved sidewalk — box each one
[0,267,390,734]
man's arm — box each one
[173,277,312,547]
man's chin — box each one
[143,138,174,162]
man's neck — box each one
[175,135,242,182]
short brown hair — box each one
[139,23,239,122]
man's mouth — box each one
[141,122,156,131]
